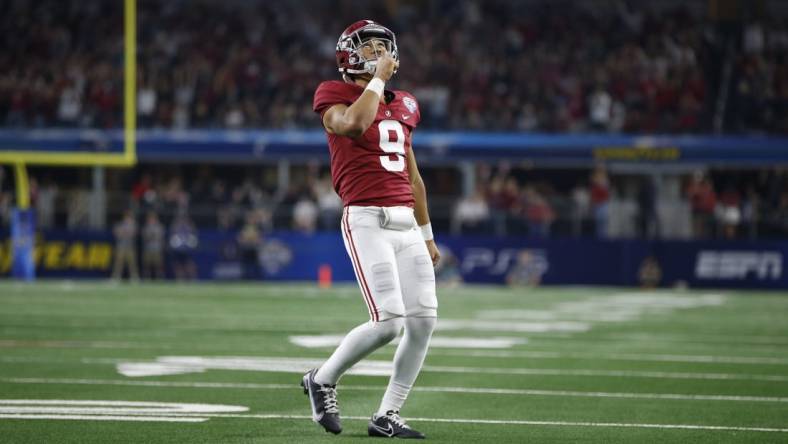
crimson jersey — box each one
[313,80,421,208]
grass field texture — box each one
[1,281,787,443]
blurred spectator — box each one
[0,167,8,228]
[141,211,165,280]
[686,171,717,238]
[502,177,522,234]
[486,176,509,236]
[717,184,742,239]
[161,177,189,215]
[776,191,788,233]
[590,166,611,238]
[35,177,58,229]
[588,85,613,131]
[137,78,157,127]
[132,173,156,209]
[66,190,91,229]
[57,80,82,126]
[0,191,11,229]
[292,194,318,234]
[111,209,139,281]
[741,186,759,239]
[313,175,342,230]
[169,213,198,281]
[638,255,662,288]
[571,183,591,237]
[744,22,765,54]
[522,186,555,238]
[434,245,463,289]
[506,250,547,287]
[637,176,658,238]
[237,211,263,280]
[453,186,490,234]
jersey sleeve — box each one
[313,81,356,117]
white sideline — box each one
[4,378,788,404]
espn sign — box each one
[695,251,782,280]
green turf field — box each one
[0,281,787,443]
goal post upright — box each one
[3,0,137,280]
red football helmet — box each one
[336,20,398,81]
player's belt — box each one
[379,207,415,231]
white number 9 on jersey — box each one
[377,120,405,172]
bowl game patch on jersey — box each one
[403,96,417,113]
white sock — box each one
[314,317,404,385]
[378,316,436,415]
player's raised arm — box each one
[322,50,398,137]
[407,147,441,266]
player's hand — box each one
[426,239,441,267]
[373,52,398,82]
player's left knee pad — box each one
[371,262,406,319]
[407,254,438,318]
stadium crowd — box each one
[1,0,786,133]
[3,163,787,241]
[1,0,788,281]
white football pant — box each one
[340,205,438,321]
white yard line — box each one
[436,319,591,333]
[419,365,788,382]
[0,399,247,423]
[428,350,788,365]
[4,330,785,350]
[0,340,155,350]
[0,414,206,422]
[514,333,788,348]
[4,355,788,382]
[4,378,788,404]
[1,378,295,390]
[0,357,73,363]
[140,413,788,433]
[602,333,788,346]
[522,341,788,355]
[290,335,527,349]
[0,409,785,432]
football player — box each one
[301,20,440,439]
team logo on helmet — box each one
[335,20,399,82]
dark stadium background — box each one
[2,2,788,443]
[1,0,787,287]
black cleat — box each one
[301,368,342,435]
[368,410,425,439]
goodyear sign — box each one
[0,232,113,276]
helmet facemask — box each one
[337,25,399,80]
